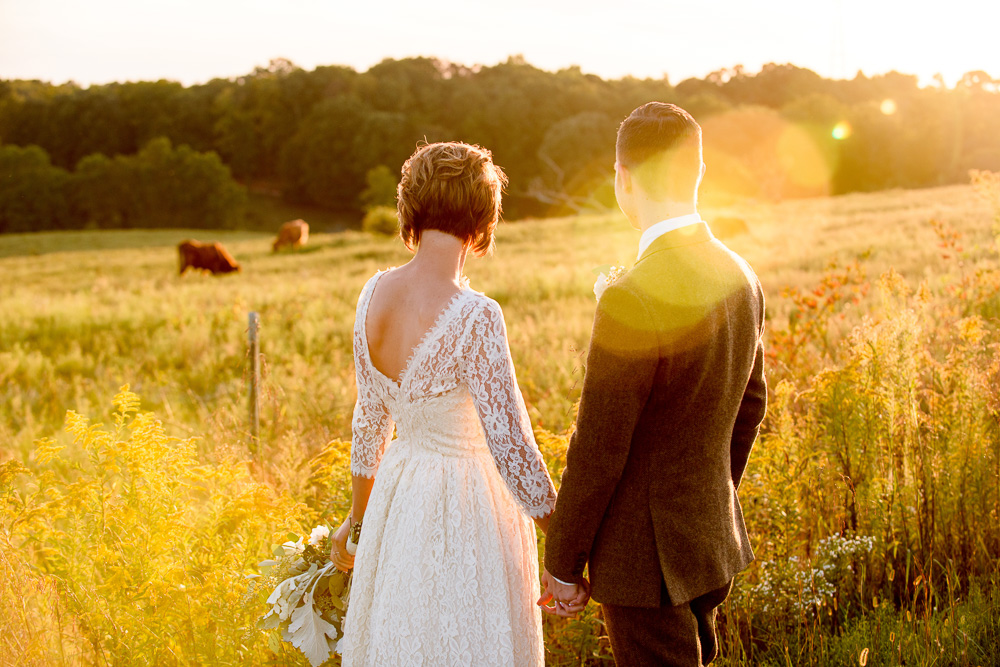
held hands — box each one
[537,568,590,618]
[328,516,355,572]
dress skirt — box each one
[339,439,545,667]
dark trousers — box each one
[602,580,733,667]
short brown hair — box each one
[616,102,702,200]
[397,142,508,256]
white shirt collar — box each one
[637,213,702,260]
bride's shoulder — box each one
[353,269,393,321]
[459,283,494,307]
[458,289,506,327]
[356,267,396,301]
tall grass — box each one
[1,180,998,665]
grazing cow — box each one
[709,216,750,240]
[178,240,241,275]
[272,219,309,252]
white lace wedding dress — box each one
[339,270,557,667]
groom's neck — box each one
[633,199,698,234]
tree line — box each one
[1,58,998,233]
[0,138,246,234]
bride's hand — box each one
[329,517,355,572]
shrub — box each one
[361,205,398,237]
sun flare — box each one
[832,122,852,141]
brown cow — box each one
[272,219,309,252]
[178,240,241,275]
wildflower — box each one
[958,316,986,345]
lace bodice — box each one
[350,270,556,518]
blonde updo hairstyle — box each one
[397,142,508,257]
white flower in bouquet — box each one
[252,524,352,667]
[308,525,330,546]
[594,265,627,301]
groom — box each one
[542,102,767,666]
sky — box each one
[1,0,998,88]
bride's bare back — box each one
[364,258,464,384]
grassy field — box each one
[2,184,993,455]
[1,182,999,665]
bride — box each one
[328,142,580,665]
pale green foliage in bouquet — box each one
[251,525,351,666]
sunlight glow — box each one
[700,109,836,201]
[778,126,831,190]
[880,99,898,115]
[2,0,999,88]
[832,122,852,140]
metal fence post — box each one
[248,311,260,457]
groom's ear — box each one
[616,162,633,193]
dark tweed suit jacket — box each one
[544,221,767,607]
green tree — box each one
[72,138,246,230]
[73,152,134,228]
[279,97,370,208]
[0,143,72,233]
[531,111,615,213]
[280,98,417,211]
[133,137,247,228]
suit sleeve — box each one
[730,288,767,489]
[544,284,658,584]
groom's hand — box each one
[538,568,590,617]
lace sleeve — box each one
[350,394,394,477]
[350,276,395,478]
[461,299,556,518]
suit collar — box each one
[635,221,714,264]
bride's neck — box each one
[408,230,468,284]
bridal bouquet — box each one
[253,525,351,666]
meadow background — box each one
[2,170,999,665]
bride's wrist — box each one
[346,516,363,555]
